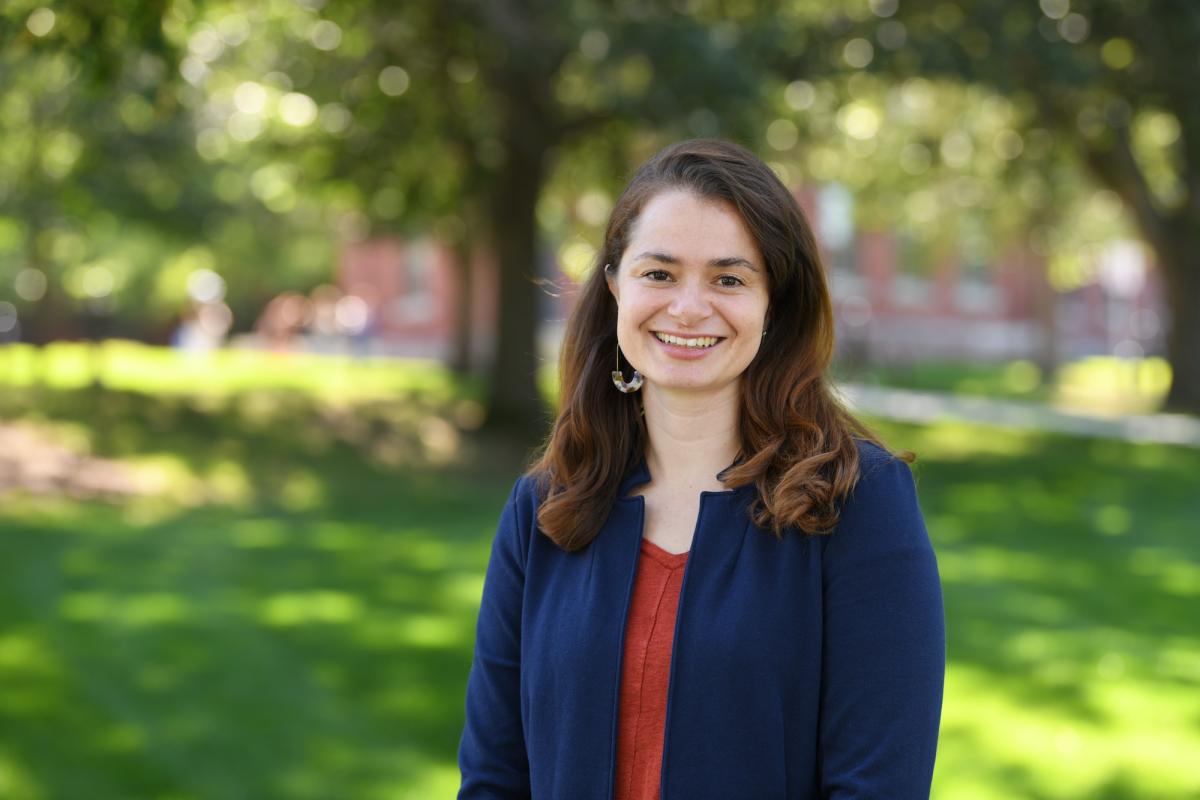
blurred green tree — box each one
[864,0,1200,411]
[323,0,824,433]
[178,0,856,434]
[751,71,1094,375]
[12,0,1193,427]
[1,1,188,342]
[0,1,341,346]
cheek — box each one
[613,285,640,340]
[730,297,769,331]
[616,306,648,350]
[615,286,652,324]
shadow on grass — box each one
[887,420,1200,797]
[1,383,514,503]
[0,385,527,799]
[906,427,1200,707]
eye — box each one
[642,270,672,282]
[717,275,745,288]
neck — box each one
[641,382,742,492]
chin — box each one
[645,372,739,394]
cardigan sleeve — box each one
[817,451,946,799]
[458,478,533,800]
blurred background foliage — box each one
[2,1,1199,798]
[3,0,1198,424]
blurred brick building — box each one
[798,184,1166,367]
[337,184,1166,370]
[336,237,501,363]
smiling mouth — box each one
[652,332,725,349]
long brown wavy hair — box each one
[530,138,912,552]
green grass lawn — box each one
[894,422,1199,799]
[834,355,1175,416]
[1,344,1197,799]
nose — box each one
[667,280,712,327]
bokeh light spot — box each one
[0,302,17,334]
[558,240,596,282]
[940,130,974,168]
[869,0,898,18]
[784,80,815,111]
[993,129,1024,160]
[1039,0,1069,20]
[379,66,410,97]
[233,82,268,115]
[309,20,342,51]
[766,118,799,151]
[1059,13,1089,43]
[843,38,875,68]
[279,92,318,126]
[15,269,47,302]
[837,103,881,140]
[580,29,610,61]
[1101,38,1134,70]
[26,8,56,37]
[187,269,226,303]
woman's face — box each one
[608,189,770,396]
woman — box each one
[458,139,945,799]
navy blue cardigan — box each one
[458,440,945,799]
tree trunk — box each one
[484,137,550,438]
[448,235,474,376]
[1158,234,1200,414]
[1029,247,1060,380]
[1079,130,1200,416]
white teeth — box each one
[653,332,719,348]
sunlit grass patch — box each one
[938,662,1200,799]
[0,340,481,405]
[870,418,1200,799]
[1055,355,1173,415]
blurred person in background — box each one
[458,140,945,799]
[253,291,312,352]
[171,299,233,353]
[306,283,344,355]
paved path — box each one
[837,383,1200,448]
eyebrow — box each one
[633,250,759,272]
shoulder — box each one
[823,438,928,558]
[849,438,917,499]
[510,471,546,509]
[853,437,901,476]
[489,472,547,566]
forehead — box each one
[623,189,761,266]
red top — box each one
[614,538,689,800]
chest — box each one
[521,495,825,690]
[635,489,702,554]
[518,496,827,797]
[520,496,830,796]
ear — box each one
[604,262,619,303]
